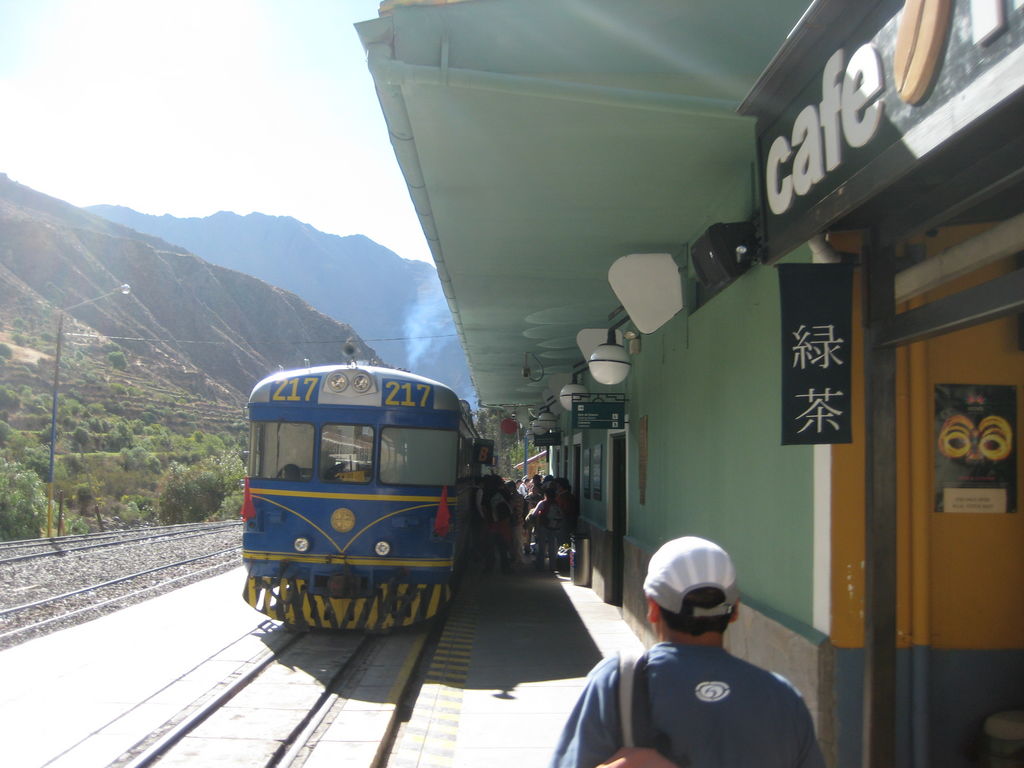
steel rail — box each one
[0,555,240,644]
[0,521,240,556]
[0,546,241,619]
[117,633,307,768]
[0,524,241,566]
[270,637,380,768]
[122,634,373,768]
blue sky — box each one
[0,0,432,263]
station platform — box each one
[384,564,644,768]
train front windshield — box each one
[380,427,457,486]
[249,422,314,481]
[248,421,457,487]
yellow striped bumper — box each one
[243,575,450,630]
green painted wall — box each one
[579,255,817,627]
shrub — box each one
[120,446,161,473]
[0,386,19,412]
[0,458,45,540]
[157,453,244,524]
[108,350,127,371]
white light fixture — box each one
[532,410,557,435]
[559,374,588,410]
[608,253,683,334]
[588,329,631,386]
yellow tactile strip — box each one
[387,581,479,768]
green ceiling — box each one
[357,0,812,408]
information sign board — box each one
[533,430,562,447]
[572,401,625,429]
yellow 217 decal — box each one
[383,380,432,407]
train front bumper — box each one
[243,574,451,630]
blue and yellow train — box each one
[241,364,487,631]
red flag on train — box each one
[433,486,451,537]
[240,477,256,521]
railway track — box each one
[0,521,241,565]
[0,547,241,647]
[0,522,243,648]
[105,625,430,768]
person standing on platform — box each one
[506,480,528,566]
[528,485,562,571]
[554,477,579,546]
[549,536,826,768]
[481,475,514,574]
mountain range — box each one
[86,205,474,403]
[0,173,381,412]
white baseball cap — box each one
[643,536,739,616]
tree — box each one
[106,420,134,451]
[71,426,92,453]
[120,446,161,473]
[157,453,245,524]
[0,458,45,540]
[107,350,127,371]
[0,385,19,412]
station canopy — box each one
[357,0,811,407]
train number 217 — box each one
[384,380,432,407]
[271,377,319,402]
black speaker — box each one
[690,222,758,295]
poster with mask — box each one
[935,385,1016,513]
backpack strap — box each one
[618,649,641,748]
[619,650,673,760]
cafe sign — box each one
[747,0,1024,258]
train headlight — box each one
[352,373,373,394]
[326,372,349,393]
[293,537,311,553]
[374,540,391,556]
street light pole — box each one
[46,283,131,538]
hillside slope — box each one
[0,174,380,414]
[88,205,475,402]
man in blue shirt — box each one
[550,536,826,768]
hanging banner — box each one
[935,384,1016,514]
[779,263,853,444]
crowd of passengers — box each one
[472,473,579,574]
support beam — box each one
[895,211,1024,303]
[862,233,898,768]
[371,58,747,121]
[882,268,1024,347]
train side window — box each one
[249,421,314,481]
[320,424,374,483]
[380,427,457,486]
